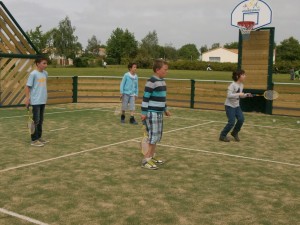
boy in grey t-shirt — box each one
[219,70,252,142]
[25,57,49,147]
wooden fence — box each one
[45,76,300,117]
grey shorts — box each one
[122,94,135,111]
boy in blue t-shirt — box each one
[25,57,49,147]
[120,62,139,124]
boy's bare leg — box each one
[145,143,156,159]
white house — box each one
[202,47,238,63]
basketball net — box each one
[237,21,255,41]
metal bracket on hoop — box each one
[237,21,255,41]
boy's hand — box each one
[141,114,147,121]
[120,94,123,101]
[165,111,171,117]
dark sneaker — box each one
[151,157,164,165]
[141,160,158,170]
[39,138,49,144]
[219,136,230,142]
[231,132,240,142]
[31,140,44,147]
[121,115,125,123]
[130,117,138,125]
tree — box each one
[224,42,239,49]
[52,16,80,59]
[160,44,178,61]
[26,25,47,53]
[276,37,300,61]
[210,43,220,50]
[106,28,138,64]
[139,30,161,59]
[200,45,208,54]
[178,44,200,60]
[86,35,101,56]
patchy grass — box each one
[0,103,299,225]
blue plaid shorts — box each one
[145,112,163,144]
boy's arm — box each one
[25,73,34,107]
[141,81,153,117]
[227,85,243,98]
[120,74,126,94]
[135,76,139,97]
[25,86,31,107]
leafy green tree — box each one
[52,16,80,59]
[139,30,161,59]
[86,35,101,56]
[210,43,220,50]
[224,42,239,49]
[26,25,47,53]
[200,45,208,54]
[276,37,300,61]
[106,28,138,64]
[178,44,200,60]
[161,44,178,60]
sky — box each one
[2,0,300,49]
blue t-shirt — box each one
[26,70,48,105]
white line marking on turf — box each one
[0,139,133,173]
[0,122,213,173]
[49,127,68,132]
[163,121,215,134]
[0,108,113,119]
[147,142,300,167]
[0,208,48,225]
[170,116,300,132]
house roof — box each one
[203,47,238,55]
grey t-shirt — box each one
[224,82,245,108]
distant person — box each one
[295,69,300,80]
[290,68,295,80]
[274,66,279,74]
[207,64,212,71]
[120,62,139,124]
[103,61,107,68]
[25,57,49,147]
[219,69,252,142]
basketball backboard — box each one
[231,0,272,30]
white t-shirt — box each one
[224,82,244,108]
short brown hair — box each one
[232,69,245,81]
[153,59,168,73]
[35,56,48,65]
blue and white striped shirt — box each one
[141,76,167,115]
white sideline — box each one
[0,208,49,225]
[141,142,300,167]
[0,122,213,173]
[0,139,132,173]
[49,127,68,132]
[0,108,113,119]
[1,107,299,132]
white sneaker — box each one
[31,140,44,147]
[39,138,49,144]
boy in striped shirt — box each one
[141,59,171,170]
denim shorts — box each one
[122,94,135,111]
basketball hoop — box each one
[237,21,255,41]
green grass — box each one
[0,103,299,225]
[47,66,300,83]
